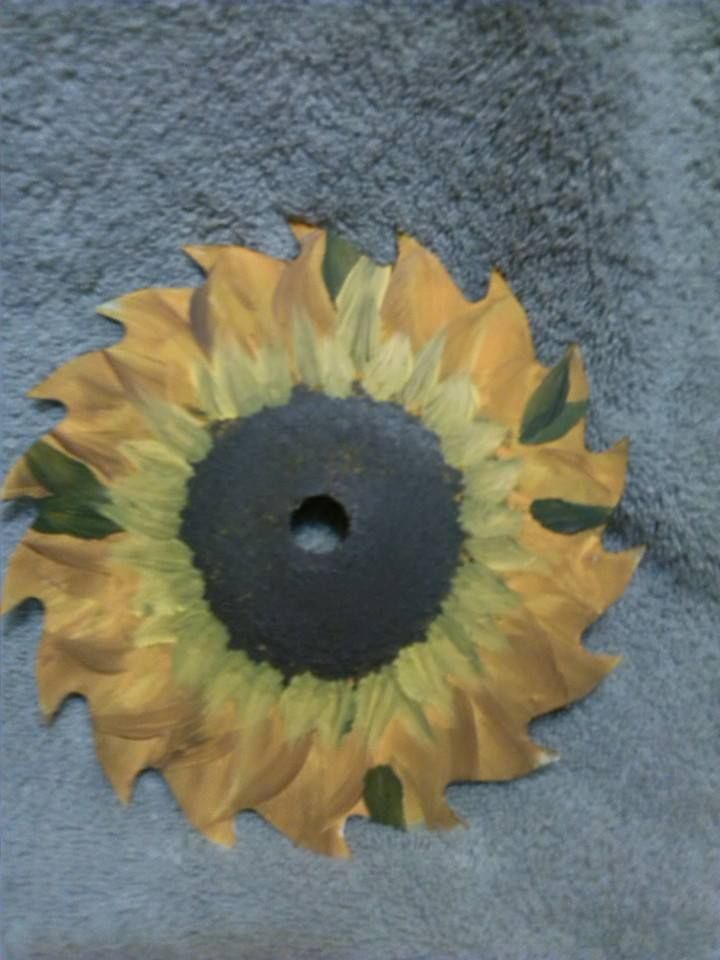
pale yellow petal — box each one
[362,331,414,401]
[398,331,447,410]
[290,315,355,396]
[336,255,392,371]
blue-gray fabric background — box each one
[2,2,719,959]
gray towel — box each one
[2,2,718,958]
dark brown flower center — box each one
[179,387,464,681]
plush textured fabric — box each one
[2,2,718,958]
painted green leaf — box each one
[520,351,575,444]
[26,441,103,499]
[33,496,122,539]
[26,442,122,539]
[322,231,363,302]
[363,764,406,830]
[524,399,588,445]
[530,498,613,534]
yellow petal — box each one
[374,714,465,829]
[183,244,232,274]
[30,349,127,408]
[165,705,312,846]
[438,271,542,428]
[362,331,414,401]
[401,782,464,831]
[449,686,554,781]
[2,530,117,613]
[398,330,447,410]
[510,537,644,620]
[514,436,630,508]
[188,246,284,355]
[256,729,369,857]
[291,314,355,396]
[488,606,619,714]
[419,372,479,434]
[288,220,319,243]
[2,454,48,499]
[566,344,590,404]
[27,351,151,480]
[36,631,153,719]
[280,674,357,746]
[99,288,203,409]
[93,367,209,464]
[37,645,96,716]
[273,229,336,338]
[336,255,392,371]
[354,668,403,746]
[95,731,170,803]
[380,234,471,349]
[97,287,193,336]
[2,531,140,711]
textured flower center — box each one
[179,387,465,681]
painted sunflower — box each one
[2,223,642,856]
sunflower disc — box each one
[1,224,643,856]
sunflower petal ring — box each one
[2,223,642,856]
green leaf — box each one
[524,399,588,445]
[33,496,122,539]
[26,442,122,539]
[322,231,363,302]
[363,765,406,830]
[520,352,574,444]
[26,441,104,500]
[530,498,613,534]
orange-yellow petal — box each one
[512,435,630,508]
[2,530,117,613]
[98,288,202,409]
[439,271,544,427]
[26,349,156,480]
[273,228,336,338]
[165,706,312,846]
[489,608,620,714]
[450,685,554,781]
[288,220,319,244]
[380,234,471,349]
[256,729,369,857]
[188,247,285,355]
[2,454,47,499]
[510,535,644,620]
[94,731,171,803]
[183,244,232,274]
[376,716,465,830]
